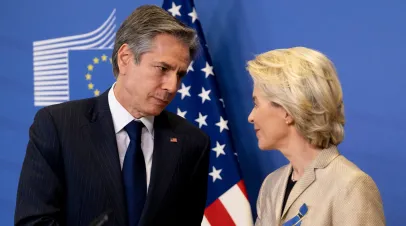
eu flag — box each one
[68,49,114,101]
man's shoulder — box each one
[35,96,99,122]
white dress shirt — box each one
[108,83,154,190]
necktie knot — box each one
[124,120,143,141]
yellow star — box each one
[94,89,100,96]
[101,54,108,62]
[87,64,94,71]
[88,83,94,90]
[93,57,100,64]
[85,73,91,80]
[109,58,112,64]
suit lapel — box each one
[281,146,340,219]
[275,165,293,223]
[281,165,316,218]
[140,112,183,223]
[82,90,127,226]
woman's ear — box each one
[285,112,294,125]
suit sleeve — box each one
[183,133,211,225]
[333,174,386,226]
[254,172,276,226]
[254,177,266,226]
[14,108,64,226]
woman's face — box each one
[248,86,291,150]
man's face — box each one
[116,34,190,117]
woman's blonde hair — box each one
[246,47,345,149]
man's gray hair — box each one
[112,5,199,78]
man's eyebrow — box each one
[155,61,173,68]
[155,61,188,77]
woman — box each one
[247,47,385,226]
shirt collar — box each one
[108,83,154,136]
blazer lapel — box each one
[281,165,316,218]
[140,112,183,223]
[281,146,340,219]
[82,90,127,226]
[275,165,294,224]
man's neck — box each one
[113,82,144,119]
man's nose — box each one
[162,73,179,94]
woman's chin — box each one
[258,139,278,151]
[258,141,272,151]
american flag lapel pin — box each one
[170,137,177,143]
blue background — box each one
[1,0,405,225]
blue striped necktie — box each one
[122,120,146,226]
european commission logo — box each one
[32,9,117,107]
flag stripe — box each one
[34,85,68,91]
[34,80,68,86]
[34,70,68,76]
[201,216,211,226]
[237,180,249,200]
[34,75,68,81]
[34,101,63,106]
[33,9,116,47]
[33,53,68,61]
[34,91,69,96]
[205,199,235,226]
[33,17,116,51]
[219,182,254,225]
[34,96,69,101]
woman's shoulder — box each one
[257,164,291,203]
[329,155,377,188]
[261,164,291,188]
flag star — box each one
[201,62,214,78]
[219,98,225,107]
[87,64,94,71]
[93,57,100,64]
[85,73,91,80]
[88,83,94,90]
[195,112,208,128]
[187,61,194,72]
[209,166,222,182]
[168,2,181,17]
[177,83,191,99]
[216,116,229,132]
[188,8,198,23]
[198,87,211,103]
[101,54,108,61]
[94,89,100,96]
[177,108,187,118]
[212,141,226,158]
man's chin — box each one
[146,106,166,116]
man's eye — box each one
[156,66,168,72]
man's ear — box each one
[117,44,133,76]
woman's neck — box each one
[280,135,321,181]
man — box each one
[15,5,211,226]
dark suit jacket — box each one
[15,90,211,226]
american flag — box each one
[162,0,254,225]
